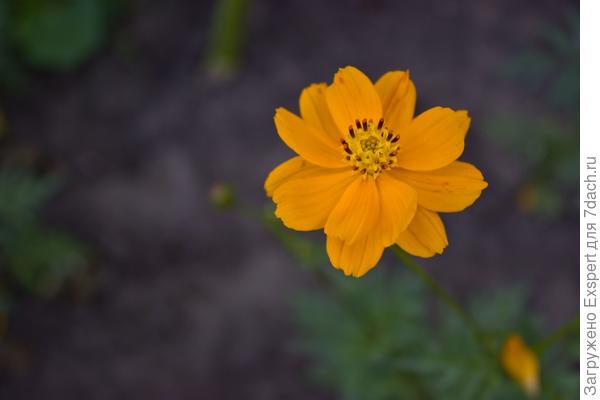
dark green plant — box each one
[503,12,579,112]
[0,168,89,298]
[487,11,579,218]
[260,217,578,399]
[203,0,250,80]
[0,0,122,91]
[294,267,577,400]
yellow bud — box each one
[209,183,236,209]
[501,334,540,397]
[516,184,538,213]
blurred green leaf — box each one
[502,10,579,112]
[11,0,108,71]
[4,226,87,297]
[0,168,89,298]
[0,168,58,233]
[484,113,575,167]
[0,0,28,92]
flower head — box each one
[265,66,487,277]
[209,182,236,209]
[501,334,540,397]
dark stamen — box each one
[386,132,393,141]
[352,166,359,171]
[345,147,353,155]
[377,118,384,130]
[341,138,347,145]
[355,119,362,129]
[362,119,368,130]
[391,136,400,143]
[348,126,355,138]
[355,156,362,161]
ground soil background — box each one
[0,0,578,399]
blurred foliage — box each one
[203,0,249,80]
[262,216,578,399]
[294,269,577,400]
[0,168,89,299]
[0,0,115,291]
[0,0,105,309]
[486,113,578,218]
[0,0,122,92]
[0,0,106,348]
[487,11,579,218]
[503,12,579,112]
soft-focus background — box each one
[0,0,578,399]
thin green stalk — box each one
[203,0,250,79]
[237,202,336,288]
[534,315,579,355]
[393,248,495,358]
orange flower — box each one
[265,66,487,277]
[501,334,540,397]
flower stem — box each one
[393,248,494,357]
[534,315,579,355]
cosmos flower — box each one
[501,334,540,397]
[265,66,487,277]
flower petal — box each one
[377,173,418,246]
[390,161,488,212]
[396,207,448,258]
[326,66,382,136]
[375,70,416,132]
[396,107,470,171]
[325,176,379,244]
[273,165,356,231]
[326,235,384,277]
[300,83,341,140]
[274,108,345,169]
[265,156,308,197]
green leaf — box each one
[500,10,579,113]
[292,270,431,400]
[4,226,88,297]
[0,0,29,92]
[11,0,108,71]
[0,168,88,297]
[0,168,59,234]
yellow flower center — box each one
[341,118,399,178]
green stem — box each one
[203,0,250,79]
[534,315,579,355]
[244,204,336,288]
[393,248,495,358]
